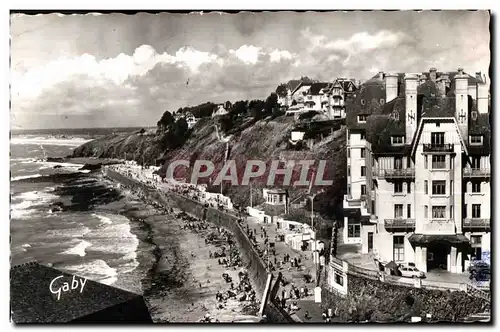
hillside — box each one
[72,114,347,224]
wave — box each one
[92,213,113,225]
[57,259,118,285]
[11,174,42,181]
[10,190,60,219]
[61,240,92,257]
[10,137,92,147]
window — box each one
[407,182,412,193]
[472,157,481,169]
[394,181,403,193]
[360,99,366,106]
[347,185,351,196]
[432,181,446,195]
[361,148,366,158]
[472,204,481,218]
[358,115,368,123]
[361,185,366,195]
[431,132,445,146]
[407,155,412,168]
[347,167,350,177]
[334,271,344,286]
[432,155,446,169]
[347,149,350,158]
[472,181,481,193]
[424,205,428,218]
[361,166,366,177]
[450,205,453,218]
[391,136,404,145]
[361,131,366,140]
[470,135,483,145]
[470,235,482,246]
[463,204,467,218]
[407,204,412,218]
[394,157,403,169]
[450,180,453,196]
[432,206,446,219]
[394,204,404,218]
[424,156,428,169]
[348,224,361,238]
[393,236,405,262]
[450,156,454,169]
[424,180,428,195]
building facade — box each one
[343,68,490,273]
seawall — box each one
[103,168,295,323]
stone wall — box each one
[322,272,490,322]
[104,168,295,323]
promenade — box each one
[106,163,330,322]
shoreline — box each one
[107,181,261,323]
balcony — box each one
[463,218,490,231]
[384,219,416,232]
[463,168,491,178]
[375,168,415,179]
[423,144,454,153]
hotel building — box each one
[342,68,490,273]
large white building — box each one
[343,68,490,273]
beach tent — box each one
[10,262,153,324]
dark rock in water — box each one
[47,157,65,163]
[53,165,63,169]
[79,163,103,171]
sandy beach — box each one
[99,180,260,323]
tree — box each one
[157,110,175,132]
[276,83,288,98]
[231,100,248,116]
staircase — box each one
[466,282,490,302]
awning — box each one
[408,234,470,245]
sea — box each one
[10,127,153,294]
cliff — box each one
[72,115,347,223]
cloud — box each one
[10,14,490,129]
[228,45,262,64]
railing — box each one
[423,143,454,153]
[384,219,416,232]
[344,195,366,208]
[463,218,490,231]
[375,168,415,178]
[463,168,491,177]
[326,255,490,300]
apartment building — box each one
[343,68,490,273]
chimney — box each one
[404,74,418,144]
[429,68,437,81]
[455,69,469,138]
[385,73,399,103]
[378,71,384,80]
[475,72,483,82]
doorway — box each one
[368,232,373,252]
[427,242,449,271]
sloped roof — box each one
[309,83,330,95]
[286,80,302,93]
[348,69,490,156]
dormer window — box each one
[358,115,368,123]
[470,135,483,145]
[391,136,404,145]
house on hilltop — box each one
[212,104,229,118]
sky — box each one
[10,11,490,129]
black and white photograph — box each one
[9,9,491,324]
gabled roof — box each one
[286,80,302,93]
[410,117,469,157]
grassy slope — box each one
[72,116,347,223]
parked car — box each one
[468,261,490,281]
[399,265,426,278]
